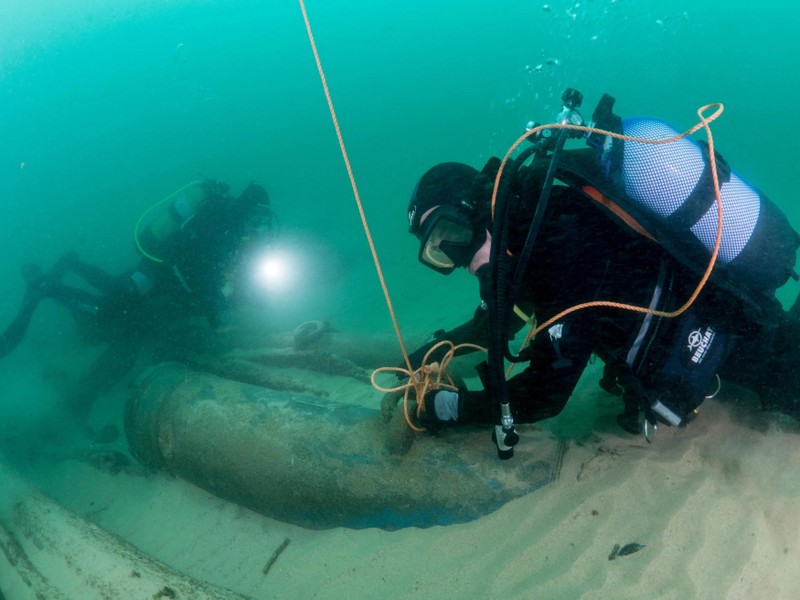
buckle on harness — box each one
[643,416,657,444]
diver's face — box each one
[416,206,478,275]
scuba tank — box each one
[547,94,800,323]
[134,181,209,263]
[601,114,799,296]
[133,180,228,299]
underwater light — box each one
[252,250,297,294]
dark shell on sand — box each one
[608,542,645,560]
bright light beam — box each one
[252,250,296,293]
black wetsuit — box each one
[0,192,251,416]
[414,179,796,430]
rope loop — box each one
[372,341,487,431]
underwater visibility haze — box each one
[1,1,800,598]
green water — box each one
[1,1,800,596]
[1,1,798,407]
[2,0,799,431]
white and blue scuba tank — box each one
[612,117,799,295]
[552,94,800,321]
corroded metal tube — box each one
[125,364,562,530]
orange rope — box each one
[372,341,486,431]
[298,0,413,375]
[300,0,475,431]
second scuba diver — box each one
[0,180,277,421]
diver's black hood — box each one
[408,162,487,234]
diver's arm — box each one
[458,301,596,425]
[504,318,594,422]
[65,258,118,293]
[406,297,534,371]
[405,302,491,370]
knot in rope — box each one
[371,341,486,431]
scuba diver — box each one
[402,89,800,449]
[0,179,277,418]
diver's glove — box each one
[429,389,460,421]
[417,389,462,430]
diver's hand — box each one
[419,389,462,428]
[426,389,459,422]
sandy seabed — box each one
[1,339,800,600]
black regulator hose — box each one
[504,126,569,363]
[486,125,570,459]
[485,142,547,459]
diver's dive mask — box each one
[234,182,278,241]
[415,205,482,275]
[245,204,277,239]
